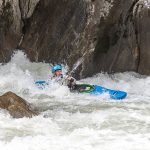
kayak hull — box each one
[35,81,127,100]
[35,80,48,89]
[90,85,127,100]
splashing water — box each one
[144,0,150,8]
[0,51,150,150]
[71,49,94,74]
[138,0,150,9]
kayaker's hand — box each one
[66,75,72,81]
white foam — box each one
[0,51,150,150]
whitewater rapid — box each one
[0,51,150,150]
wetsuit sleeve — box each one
[66,76,76,89]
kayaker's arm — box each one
[65,75,76,89]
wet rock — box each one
[20,0,149,78]
[0,91,38,118]
[0,0,39,62]
[0,0,20,62]
[137,7,150,75]
[84,0,150,76]
[1,0,150,77]
[19,0,40,19]
[20,0,113,78]
[93,0,140,74]
[20,0,88,63]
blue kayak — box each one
[90,85,127,100]
[35,81,127,100]
[35,80,48,89]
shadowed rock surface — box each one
[0,0,39,62]
[0,0,150,78]
[0,91,38,118]
[93,0,140,73]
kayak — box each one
[35,81,127,100]
[74,84,127,100]
[35,80,48,89]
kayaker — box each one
[51,64,94,93]
[51,64,76,90]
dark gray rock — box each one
[0,0,39,62]
[93,0,140,74]
[0,0,20,62]
[19,0,113,78]
[1,0,150,78]
[137,7,150,75]
[20,0,88,63]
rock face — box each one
[20,0,88,63]
[92,0,150,75]
[0,91,38,118]
[0,0,150,78]
[20,0,117,78]
[93,0,140,73]
[0,0,39,62]
[0,0,20,62]
[137,5,150,75]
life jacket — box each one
[52,74,76,88]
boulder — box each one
[0,91,38,118]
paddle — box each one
[69,49,94,75]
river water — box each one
[0,51,150,150]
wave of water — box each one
[0,51,150,150]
